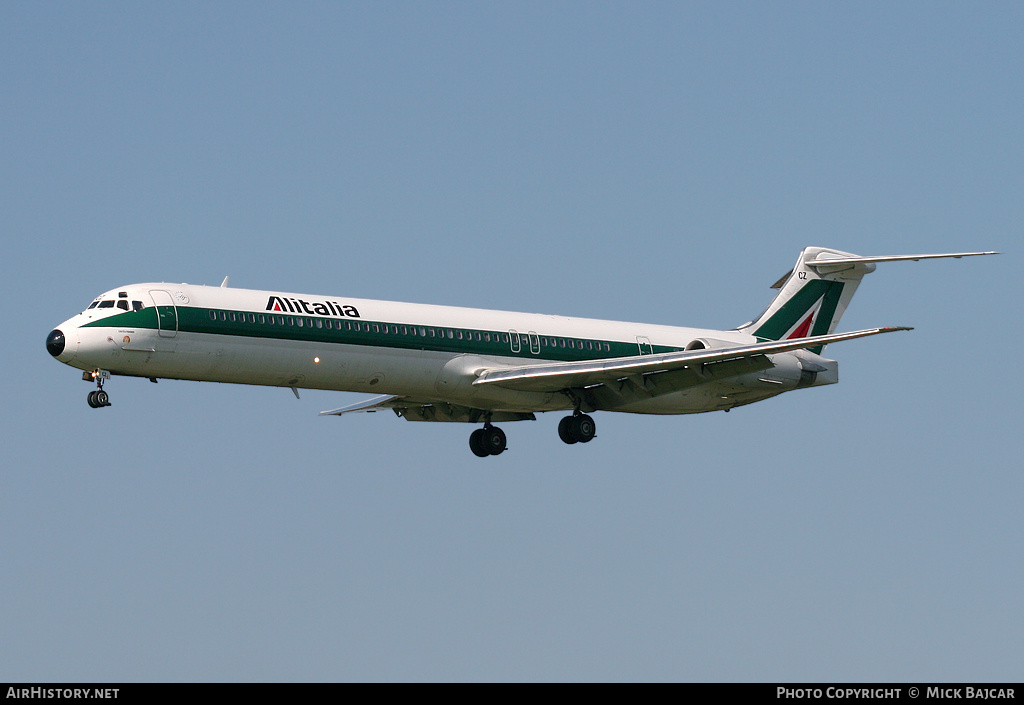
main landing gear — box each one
[469,424,507,457]
[84,369,112,408]
[558,412,596,445]
[467,412,598,457]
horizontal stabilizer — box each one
[806,251,999,269]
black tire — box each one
[573,414,596,443]
[469,428,490,457]
[558,416,578,444]
[87,391,98,408]
[482,426,506,455]
[95,390,110,407]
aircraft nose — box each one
[47,329,66,357]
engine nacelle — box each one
[755,350,839,389]
[792,350,839,387]
[684,337,739,351]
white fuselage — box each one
[49,282,830,415]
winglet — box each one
[220,276,230,288]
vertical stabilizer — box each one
[737,247,876,350]
[736,246,997,350]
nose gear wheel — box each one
[87,390,111,408]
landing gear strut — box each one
[85,369,112,408]
[558,412,596,444]
[469,423,507,457]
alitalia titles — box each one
[266,296,360,318]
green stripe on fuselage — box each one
[83,306,682,362]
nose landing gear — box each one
[84,369,112,408]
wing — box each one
[473,326,911,394]
[319,394,405,415]
[320,395,535,423]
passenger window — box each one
[209,311,216,320]
[258,314,265,324]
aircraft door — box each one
[636,336,653,355]
[149,290,178,338]
[528,331,540,355]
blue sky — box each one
[2,2,1020,682]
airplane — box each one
[46,246,997,457]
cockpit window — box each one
[98,300,115,308]
[117,300,129,311]
[132,301,145,311]
[88,301,100,309]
